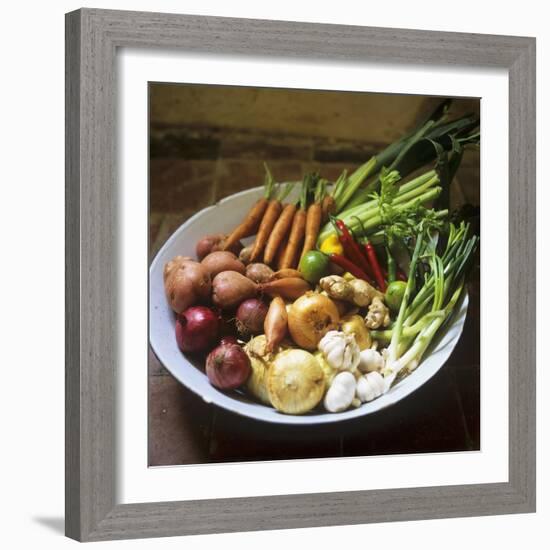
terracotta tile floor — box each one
[148,134,480,466]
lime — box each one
[385,281,407,312]
[298,251,330,283]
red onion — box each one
[236,298,268,336]
[220,335,239,346]
[206,343,251,389]
[175,306,220,353]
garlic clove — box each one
[356,371,385,402]
[358,348,384,373]
[324,371,356,412]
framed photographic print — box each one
[65,8,536,542]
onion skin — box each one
[196,234,243,261]
[267,349,325,414]
[258,277,310,301]
[341,314,372,350]
[264,296,288,352]
[164,258,211,314]
[288,292,340,350]
[206,343,251,389]
[201,251,245,278]
[212,271,257,310]
[236,298,268,336]
[246,263,274,284]
[175,306,220,353]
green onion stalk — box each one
[403,222,477,327]
[380,222,478,391]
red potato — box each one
[164,258,211,314]
[163,255,194,282]
[201,251,245,278]
[196,234,243,261]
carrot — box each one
[280,176,311,269]
[284,209,307,268]
[249,200,282,262]
[300,179,325,261]
[263,202,296,265]
[249,181,294,263]
[223,198,268,251]
[301,202,322,260]
[275,240,287,270]
[223,163,274,251]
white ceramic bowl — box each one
[149,186,468,425]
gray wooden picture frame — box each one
[65,8,536,542]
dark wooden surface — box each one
[148,123,480,466]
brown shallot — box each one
[264,296,288,352]
[212,271,257,310]
[269,268,303,280]
[258,277,310,301]
[245,263,274,284]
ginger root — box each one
[348,278,381,307]
[319,275,382,308]
[319,275,354,301]
[365,297,391,329]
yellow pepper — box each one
[320,234,343,256]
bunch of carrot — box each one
[224,168,330,271]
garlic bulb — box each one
[358,348,385,373]
[318,330,360,372]
[324,371,356,412]
[355,371,385,403]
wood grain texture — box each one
[507,40,536,509]
[65,8,536,542]
[65,10,81,540]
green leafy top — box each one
[370,167,444,246]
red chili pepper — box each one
[348,216,385,291]
[332,218,375,279]
[329,254,374,284]
[363,240,387,292]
